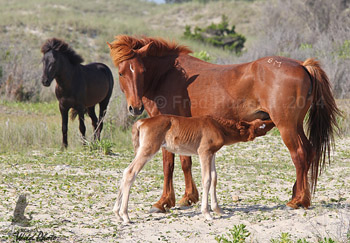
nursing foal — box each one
[114,115,274,223]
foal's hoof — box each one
[149,206,166,214]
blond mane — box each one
[108,35,192,66]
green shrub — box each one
[184,15,246,54]
[215,224,251,243]
[192,50,214,62]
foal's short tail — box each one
[131,120,143,154]
[69,108,87,120]
[302,58,341,192]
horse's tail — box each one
[69,108,87,121]
[70,109,79,121]
[302,58,341,192]
[131,120,143,155]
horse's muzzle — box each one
[42,79,52,87]
[129,104,144,116]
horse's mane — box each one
[208,116,239,130]
[41,38,84,65]
[108,35,193,66]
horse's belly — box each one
[161,142,198,156]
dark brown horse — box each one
[41,38,114,147]
[107,35,340,213]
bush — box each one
[191,50,214,62]
[184,15,246,54]
[215,224,251,243]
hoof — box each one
[286,201,300,209]
[178,198,191,207]
[203,213,213,221]
[213,207,224,215]
[149,206,166,214]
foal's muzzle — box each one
[129,104,144,116]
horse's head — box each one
[41,50,59,87]
[108,42,154,116]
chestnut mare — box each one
[115,115,275,223]
[108,35,340,212]
[41,38,114,147]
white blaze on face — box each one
[130,64,135,73]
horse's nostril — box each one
[129,106,133,113]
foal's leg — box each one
[114,150,155,223]
[178,156,199,206]
[199,152,214,220]
[78,111,86,145]
[151,149,175,213]
[87,106,98,140]
[59,105,69,148]
[210,155,223,215]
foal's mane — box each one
[109,35,192,66]
[208,116,239,130]
[41,38,84,65]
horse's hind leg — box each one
[178,156,199,206]
[97,100,109,140]
[210,155,223,215]
[78,111,87,145]
[199,152,214,220]
[87,106,98,140]
[278,125,311,209]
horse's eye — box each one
[119,73,122,77]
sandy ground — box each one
[0,135,349,242]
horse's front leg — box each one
[150,148,175,213]
[178,156,199,206]
[59,105,69,148]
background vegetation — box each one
[0,1,349,242]
[0,0,349,150]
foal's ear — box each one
[238,121,250,129]
[137,42,154,57]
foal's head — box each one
[238,119,275,141]
[40,38,83,87]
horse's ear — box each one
[137,42,154,57]
[106,42,112,49]
[238,121,250,129]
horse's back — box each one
[81,62,114,106]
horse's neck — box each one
[210,116,249,144]
[55,60,78,90]
[143,55,178,94]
